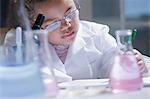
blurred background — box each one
[79,0,150,56]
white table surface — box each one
[44,76,150,99]
[43,55,150,99]
[43,87,150,99]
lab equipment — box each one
[131,29,137,42]
[46,21,61,32]
[0,0,44,98]
[32,14,45,30]
[109,29,143,93]
[45,8,79,32]
[33,30,59,97]
[31,15,59,97]
[32,14,45,45]
[0,31,45,99]
[16,27,23,64]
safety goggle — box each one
[46,9,79,32]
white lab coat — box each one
[47,21,117,80]
[4,21,117,81]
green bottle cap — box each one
[132,29,137,42]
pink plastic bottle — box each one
[109,30,143,93]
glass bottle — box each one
[33,30,59,97]
[109,29,143,93]
[0,0,45,98]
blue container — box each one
[0,61,45,98]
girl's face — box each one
[35,0,80,45]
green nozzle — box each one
[132,29,137,42]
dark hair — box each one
[25,0,80,23]
[0,0,9,27]
[6,0,20,28]
[3,0,24,28]
[25,0,64,23]
[4,0,31,29]
[74,0,80,10]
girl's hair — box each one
[25,0,64,23]
[25,0,80,23]
[6,0,26,28]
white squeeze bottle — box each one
[109,30,143,93]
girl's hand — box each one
[133,49,148,74]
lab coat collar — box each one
[48,23,86,73]
[48,44,67,73]
[64,23,86,64]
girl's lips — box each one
[62,31,75,39]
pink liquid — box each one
[44,80,59,97]
[109,54,143,93]
[110,77,143,93]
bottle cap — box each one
[32,14,45,30]
[132,29,137,42]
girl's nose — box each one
[60,19,71,31]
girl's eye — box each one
[46,21,61,32]
[43,19,59,28]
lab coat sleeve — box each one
[80,21,117,51]
[98,26,118,78]
[87,21,117,78]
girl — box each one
[5,0,148,80]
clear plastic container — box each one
[0,60,44,98]
[33,30,59,97]
[0,0,59,98]
[0,0,45,98]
